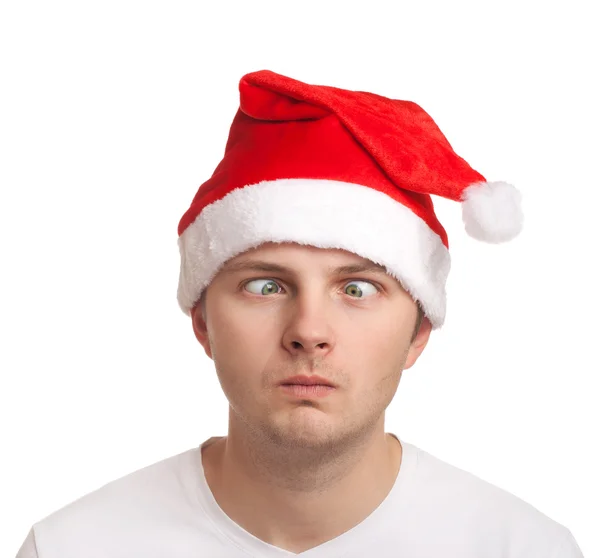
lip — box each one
[279,374,336,388]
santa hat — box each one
[177,70,523,329]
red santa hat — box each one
[177,70,523,329]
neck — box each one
[201,413,402,554]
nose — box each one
[281,293,335,358]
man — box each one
[16,70,584,557]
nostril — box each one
[289,341,329,350]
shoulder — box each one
[406,443,577,554]
[26,447,202,556]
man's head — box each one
[177,71,521,456]
[191,242,431,452]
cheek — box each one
[208,305,279,380]
[349,311,414,370]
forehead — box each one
[220,242,388,275]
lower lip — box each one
[279,384,336,398]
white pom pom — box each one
[461,181,523,243]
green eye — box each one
[345,281,378,298]
[245,279,281,296]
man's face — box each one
[192,242,431,451]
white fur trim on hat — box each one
[177,179,451,329]
[461,181,523,242]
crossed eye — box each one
[244,279,378,298]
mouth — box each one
[278,375,337,398]
[279,375,336,388]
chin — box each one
[266,409,342,445]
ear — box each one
[403,316,432,370]
[191,304,213,360]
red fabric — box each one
[178,70,487,248]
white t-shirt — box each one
[16,434,584,557]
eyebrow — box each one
[220,259,388,277]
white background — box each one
[1,1,597,556]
